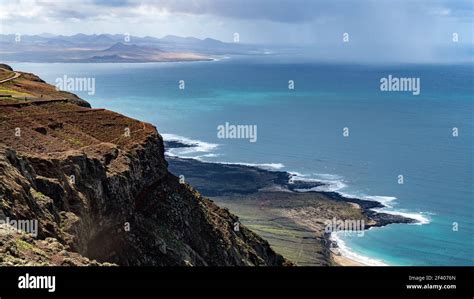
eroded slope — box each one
[0,65,287,266]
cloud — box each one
[150,0,336,23]
[92,0,133,7]
[2,0,472,23]
[0,0,472,62]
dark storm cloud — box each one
[5,0,472,24]
[154,0,348,23]
[99,0,473,23]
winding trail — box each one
[0,72,21,84]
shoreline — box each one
[163,137,418,266]
[329,232,388,266]
[332,253,365,266]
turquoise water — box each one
[11,58,473,266]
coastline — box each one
[329,232,388,266]
[0,68,289,266]
[163,137,418,266]
[332,254,365,266]
[0,62,430,266]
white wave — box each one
[164,151,178,157]
[312,173,343,180]
[290,175,321,183]
[184,153,222,162]
[361,194,430,225]
[312,180,347,192]
[292,173,347,192]
[217,161,285,170]
[292,174,430,226]
[331,232,389,266]
[372,209,431,225]
[163,134,284,170]
[288,171,304,176]
[352,195,430,225]
[295,181,348,193]
[363,195,398,208]
[291,172,342,181]
[162,133,219,156]
[199,153,220,158]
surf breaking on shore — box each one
[161,133,430,266]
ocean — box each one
[11,57,473,266]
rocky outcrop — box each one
[0,64,13,71]
[0,225,113,266]
[0,71,288,266]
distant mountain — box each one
[38,33,56,38]
[203,37,225,45]
[81,42,157,62]
[157,34,251,54]
[161,35,202,44]
[82,42,212,63]
[102,42,151,53]
[0,33,266,63]
[59,33,123,45]
[44,39,76,47]
[86,54,133,63]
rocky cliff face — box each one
[0,66,287,266]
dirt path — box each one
[0,72,21,84]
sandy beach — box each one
[332,253,365,266]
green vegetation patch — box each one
[0,88,33,97]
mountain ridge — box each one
[0,33,263,62]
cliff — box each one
[0,64,288,266]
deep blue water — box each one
[11,58,473,265]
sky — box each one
[0,0,473,63]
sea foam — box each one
[217,161,285,170]
[162,133,219,156]
[290,172,431,226]
[162,133,284,170]
[330,232,389,266]
[291,173,347,192]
